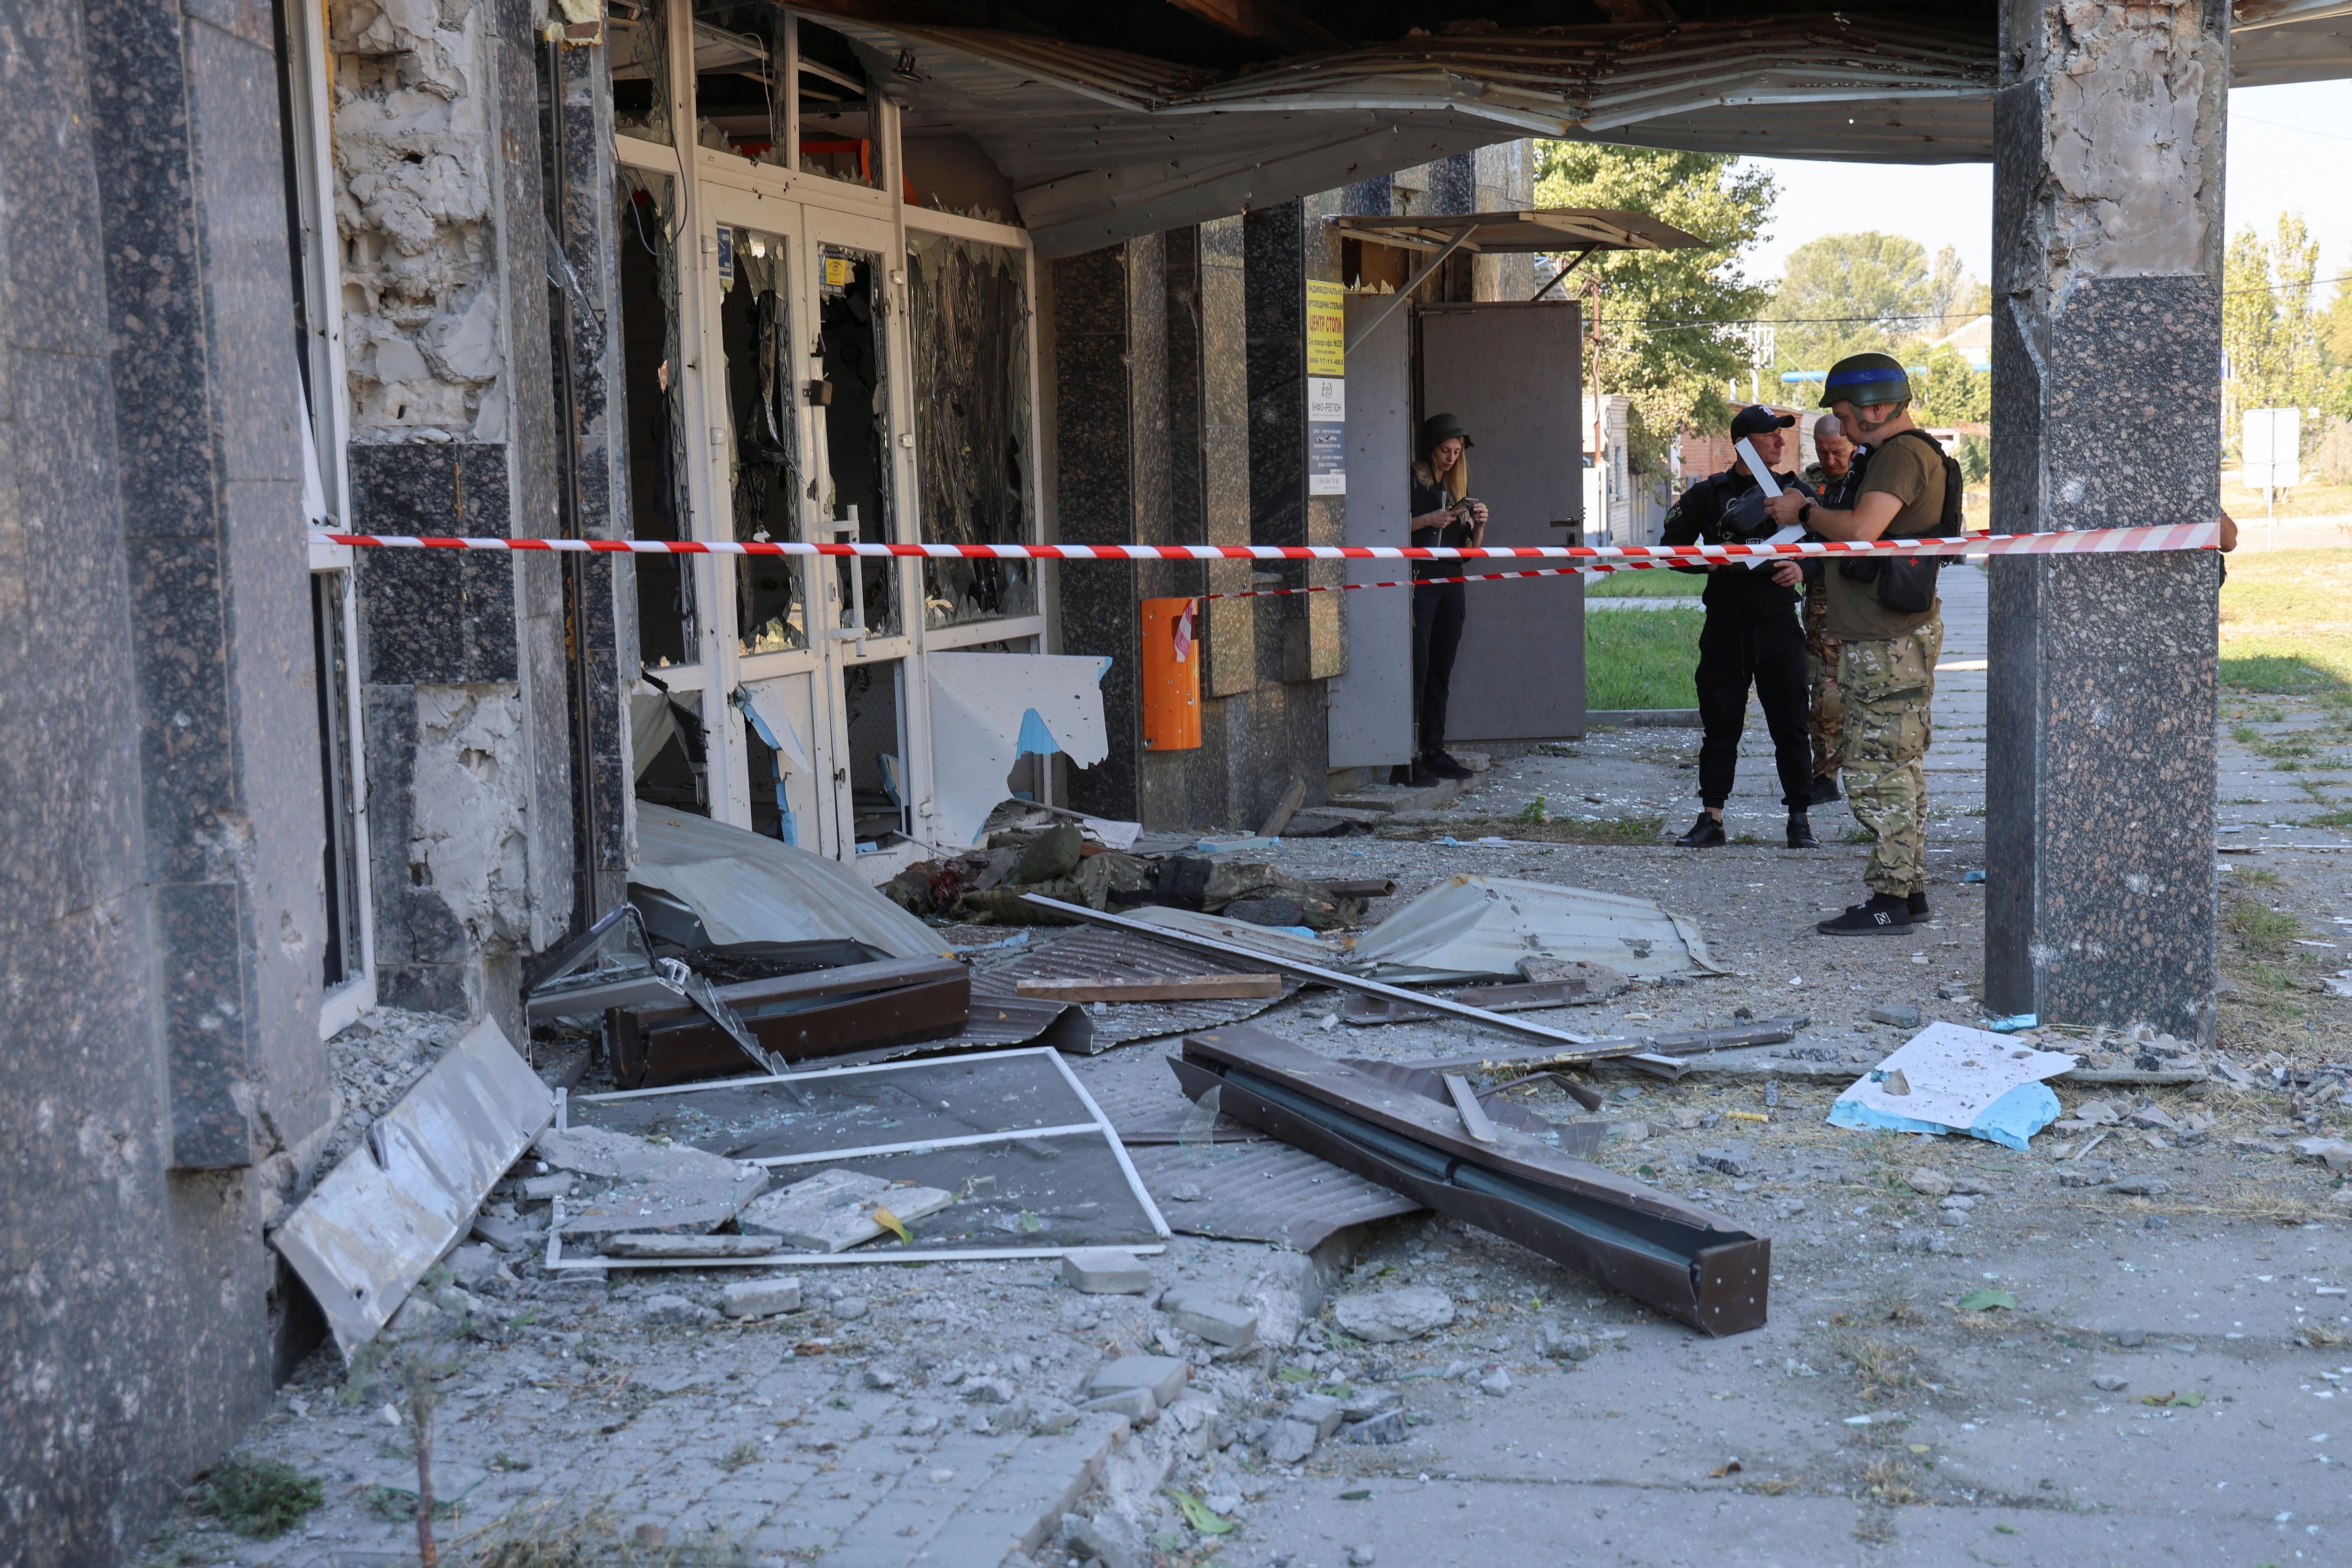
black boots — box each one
[1676,813,1726,849]
[1808,773,1841,806]
[1421,751,1474,780]
[1907,891,1931,920]
[1817,892,1914,935]
[1786,813,1819,848]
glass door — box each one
[801,208,916,853]
[696,184,838,854]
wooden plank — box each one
[1014,973,1284,1003]
[1259,774,1308,836]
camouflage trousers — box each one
[1803,584,1843,780]
[1837,616,1944,898]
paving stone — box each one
[1085,1354,1190,1406]
[1158,1287,1259,1348]
[720,1275,803,1318]
[1287,1392,1344,1439]
[1868,1003,1924,1028]
[1345,1409,1408,1445]
[1061,1247,1152,1294]
[1081,1387,1157,1422]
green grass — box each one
[1586,569,1705,598]
[2222,549,2352,700]
[1587,605,1701,709]
[198,1458,323,1539]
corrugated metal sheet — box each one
[788,9,1994,254]
[1125,1142,1421,1251]
[1343,875,1722,983]
[983,925,1301,1046]
[634,802,950,959]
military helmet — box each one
[1819,351,1911,410]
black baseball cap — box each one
[1729,405,1796,438]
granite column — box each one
[1984,0,2224,1040]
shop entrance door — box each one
[1416,301,1588,742]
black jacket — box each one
[1660,466,1807,621]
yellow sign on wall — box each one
[1305,279,1346,378]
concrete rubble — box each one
[169,711,2352,1567]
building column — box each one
[1051,237,1170,823]
[1984,1,2224,1040]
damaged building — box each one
[5,0,2350,1559]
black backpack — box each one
[1837,428,1962,614]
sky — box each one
[1736,80,2352,297]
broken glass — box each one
[908,232,1037,629]
[817,246,901,637]
[618,168,695,666]
[718,225,807,654]
[794,19,882,190]
[607,0,673,146]
[690,0,793,169]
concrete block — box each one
[1287,1392,1343,1440]
[718,1275,802,1318]
[1082,1386,1156,1422]
[1333,1287,1454,1343]
[1159,1287,1258,1348]
[1263,1417,1319,1464]
[1346,1409,1407,1445]
[1061,1248,1152,1294]
[1086,1354,1189,1407]
[469,1211,542,1252]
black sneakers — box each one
[1421,751,1474,780]
[1786,814,1819,848]
[1818,892,1914,935]
[1907,891,1931,920]
[1676,813,1726,849]
[1808,773,1841,806]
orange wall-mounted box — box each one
[1140,597,1202,751]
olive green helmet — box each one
[1820,351,1911,409]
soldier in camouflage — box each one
[1764,353,1951,935]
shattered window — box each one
[718,225,807,655]
[608,0,672,146]
[689,1,792,170]
[817,245,900,638]
[794,20,882,190]
[618,168,695,667]
[908,232,1036,629]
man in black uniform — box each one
[1660,405,1818,850]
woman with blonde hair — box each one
[1401,413,1488,785]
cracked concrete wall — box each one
[409,684,537,946]
[331,0,509,440]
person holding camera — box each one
[1764,353,1954,936]
[1400,413,1489,786]
[1660,405,1819,850]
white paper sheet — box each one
[1836,1022,2076,1131]
[928,653,1111,848]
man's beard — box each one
[1851,408,1896,436]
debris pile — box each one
[879,813,1366,930]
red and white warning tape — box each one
[310,522,2218,565]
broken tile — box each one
[736,1168,955,1252]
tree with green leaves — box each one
[1532,143,1776,472]
[2319,271,2352,422]
[2223,212,2328,455]
[1912,345,1991,429]
[1767,231,1939,375]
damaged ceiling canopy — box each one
[781,3,2343,256]
[635,801,950,957]
[927,652,1110,849]
[1343,876,1721,984]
